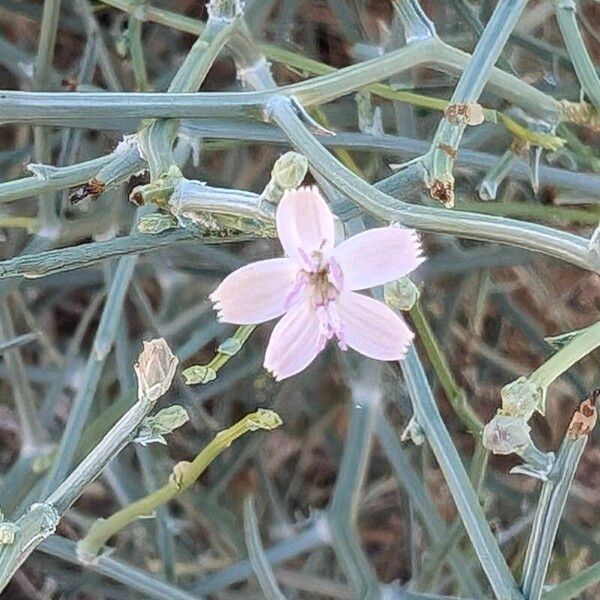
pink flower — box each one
[210,187,424,380]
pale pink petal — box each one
[337,292,413,360]
[331,227,424,291]
[210,258,299,324]
[264,299,323,380]
[276,186,335,265]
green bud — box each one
[0,522,18,546]
[272,152,308,190]
[183,365,217,385]
[169,461,192,489]
[32,451,54,474]
[245,408,282,431]
[384,277,420,311]
[262,152,308,203]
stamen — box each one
[328,258,344,291]
[297,247,317,271]
[325,301,347,350]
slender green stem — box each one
[555,0,600,111]
[270,95,597,272]
[0,216,38,232]
[40,536,204,600]
[413,444,489,591]
[542,560,600,600]
[40,256,137,496]
[401,346,523,599]
[0,375,168,592]
[377,415,484,598]
[409,301,483,436]
[326,360,383,598]
[141,10,239,179]
[77,409,282,559]
[0,226,253,280]
[425,0,529,204]
[243,495,286,599]
[183,325,256,384]
[127,0,149,91]
[530,320,600,390]
[33,0,62,230]
[522,416,593,600]
[0,301,47,452]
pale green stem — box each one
[33,0,62,230]
[243,495,286,599]
[554,0,600,111]
[0,301,47,452]
[409,301,484,436]
[522,431,591,600]
[424,0,529,199]
[77,410,282,559]
[141,11,239,179]
[530,320,600,390]
[127,0,149,91]
[97,0,560,129]
[402,346,523,599]
[542,560,600,600]
[0,383,164,592]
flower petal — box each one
[264,299,323,380]
[276,186,335,265]
[337,292,413,360]
[331,227,424,291]
[210,258,299,324]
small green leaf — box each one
[218,337,243,356]
[183,365,217,385]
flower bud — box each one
[262,152,308,203]
[272,152,308,190]
[501,376,544,418]
[134,339,179,403]
[384,277,420,311]
[0,522,18,546]
[482,413,531,455]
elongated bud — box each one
[482,413,531,455]
[384,277,420,311]
[134,339,179,403]
[262,152,308,204]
